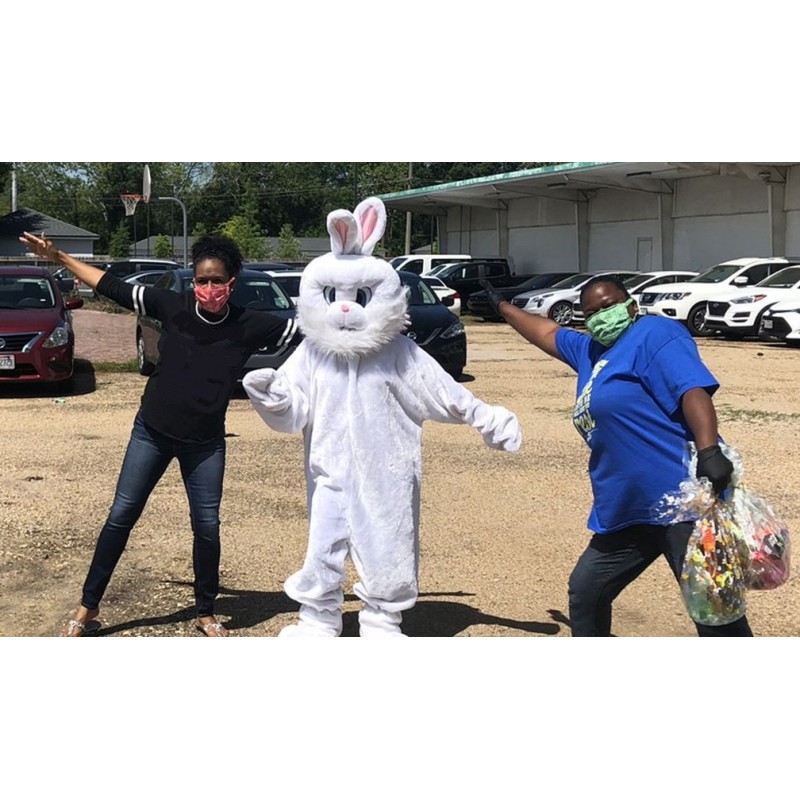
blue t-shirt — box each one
[556,316,719,535]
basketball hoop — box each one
[121,194,143,217]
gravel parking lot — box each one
[1,309,798,636]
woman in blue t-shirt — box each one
[481,276,752,637]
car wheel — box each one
[549,301,574,326]
[686,303,712,337]
[137,332,155,376]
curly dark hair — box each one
[191,235,243,278]
[580,275,631,304]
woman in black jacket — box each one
[21,231,289,637]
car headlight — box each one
[731,295,766,304]
[441,322,465,339]
[42,323,71,348]
[658,292,692,301]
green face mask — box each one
[586,299,635,346]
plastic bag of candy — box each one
[654,442,790,624]
[680,504,750,626]
[730,486,791,591]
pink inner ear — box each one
[334,220,349,250]
[359,207,378,242]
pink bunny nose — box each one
[341,304,350,313]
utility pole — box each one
[353,163,359,207]
[11,163,18,212]
[404,162,413,254]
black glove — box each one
[696,445,734,495]
[479,280,506,316]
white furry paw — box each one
[278,623,339,638]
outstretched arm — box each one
[20,232,107,290]
[682,387,733,495]
[480,280,563,360]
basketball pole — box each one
[143,164,188,266]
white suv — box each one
[637,257,800,336]
[704,265,800,339]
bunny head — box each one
[297,197,408,360]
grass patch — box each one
[717,405,800,423]
[71,295,133,315]
[75,358,139,373]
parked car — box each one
[0,265,84,386]
[122,270,172,288]
[421,275,461,315]
[514,271,641,325]
[398,271,467,378]
[703,265,800,339]
[243,261,294,272]
[434,260,532,301]
[758,297,800,346]
[104,258,183,279]
[571,271,699,325]
[50,267,77,295]
[252,269,303,304]
[468,272,579,320]
[637,257,800,336]
[135,269,301,379]
[390,254,471,275]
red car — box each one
[0,265,84,386]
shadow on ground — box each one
[94,586,562,637]
[0,359,97,399]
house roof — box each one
[379,162,800,214]
[0,207,101,240]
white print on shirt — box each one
[573,359,608,443]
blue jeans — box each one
[568,522,754,637]
[81,414,226,617]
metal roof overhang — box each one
[379,162,799,214]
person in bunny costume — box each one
[243,197,521,637]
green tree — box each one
[274,223,303,261]
[218,214,267,260]
[191,221,208,237]
[153,234,174,258]
[108,222,131,258]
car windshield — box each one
[688,264,742,283]
[757,266,800,288]
[229,277,293,310]
[0,276,56,309]
[402,278,440,306]
[622,274,650,289]
[389,258,407,269]
[515,275,561,291]
[550,274,591,290]
[272,275,302,297]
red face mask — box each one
[195,278,234,314]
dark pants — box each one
[81,414,226,617]
[568,522,754,637]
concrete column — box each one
[769,182,787,256]
[495,207,509,257]
[575,200,589,270]
[659,191,674,270]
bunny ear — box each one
[353,197,386,256]
[327,210,360,255]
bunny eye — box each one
[356,287,373,306]
[323,286,336,304]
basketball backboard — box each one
[143,164,152,203]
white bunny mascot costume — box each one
[244,197,521,637]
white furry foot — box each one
[278,605,342,638]
[278,623,339,638]
[359,605,407,637]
